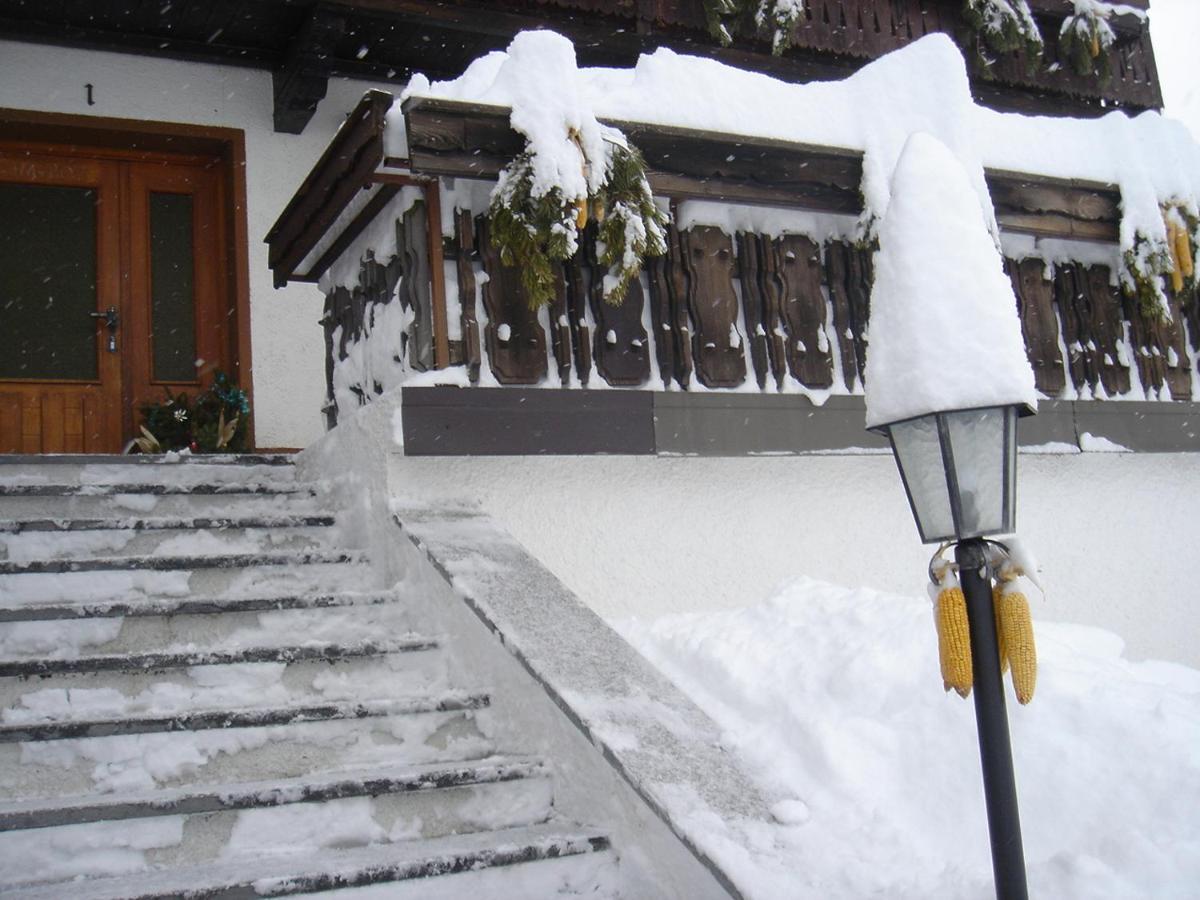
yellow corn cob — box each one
[1166,217,1185,294]
[992,587,1010,676]
[936,585,973,698]
[1090,28,1100,59]
[574,199,588,230]
[1176,221,1194,278]
[996,588,1037,705]
[592,198,606,224]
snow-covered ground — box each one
[617,576,1200,899]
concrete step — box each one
[0,559,379,608]
[0,597,416,662]
[0,654,454,743]
[0,525,338,564]
[0,755,546,831]
[0,691,490,743]
[0,548,360,576]
[0,482,310,497]
[1,821,612,898]
[0,588,395,622]
[0,702,497,802]
[0,761,557,884]
[0,456,297,489]
[0,635,435,678]
[0,490,324,520]
[0,513,334,534]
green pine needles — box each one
[703,0,807,56]
[1059,5,1115,79]
[489,135,668,309]
[963,0,1044,64]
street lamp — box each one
[870,402,1032,900]
[864,132,1040,900]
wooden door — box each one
[0,153,122,452]
[0,146,232,453]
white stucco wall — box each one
[389,446,1200,669]
[0,40,385,448]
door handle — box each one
[89,306,119,352]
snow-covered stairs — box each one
[0,454,614,896]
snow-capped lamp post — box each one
[865,133,1039,900]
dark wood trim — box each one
[424,182,450,370]
[305,183,401,282]
[264,90,394,287]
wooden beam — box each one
[403,96,865,215]
[272,7,347,135]
[423,182,451,370]
[265,90,393,287]
[302,183,401,283]
[986,169,1120,243]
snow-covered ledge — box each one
[297,391,776,898]
[395,503,781,898]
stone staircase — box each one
[0,454,614,897]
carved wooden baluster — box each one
[1121,293,1166,397]
[401,202,434,372]
[823,240,862,389]
[735,232,770,389]
[646,252,676,389]
[455,209,481,384]
[667,224,694,388]
[1157,288,1193,400]
[683,226,746,388]
[548,261,573,385]
[1006,257,1066,397]
[585,228,651,387]
[777,234,833,389]
[758,235,789,390]
[320,291,338,428]
[475,215,549,385]
[564,253,592,387]
[847,243,873,381]
[1052,264,1092,393]
[1081,265,1131,396]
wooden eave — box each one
[266,91,1122,287]
[0,0,1161,136]
[265,89,396,288]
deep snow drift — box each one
[618,576,1200,899]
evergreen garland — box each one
[1059,3,1115,79]
[488,134,668,309]
[756,0,807,56]
[702,0,807,56]
[1121,205,1199,321]
[963,0,1044,65]
[595,142,669,304]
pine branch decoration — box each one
[963,0,1044,65]
[488,135,668,309]
[1059,2,1116,79]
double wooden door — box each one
[1,144,231,453]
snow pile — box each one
[405,32,608,208]
[618,576,1200,899]
[403,32,993,243]
[864,133,1036,427]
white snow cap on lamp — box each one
[864,132,1037,429]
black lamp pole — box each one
[955,537,1029,900]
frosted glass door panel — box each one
[149,192,197,383]
[0,183,98,380]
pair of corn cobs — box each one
[1165,211,1195,295]
[935,574,1036,705]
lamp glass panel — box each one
[945,407,1008,536]
[890,414,955,541]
